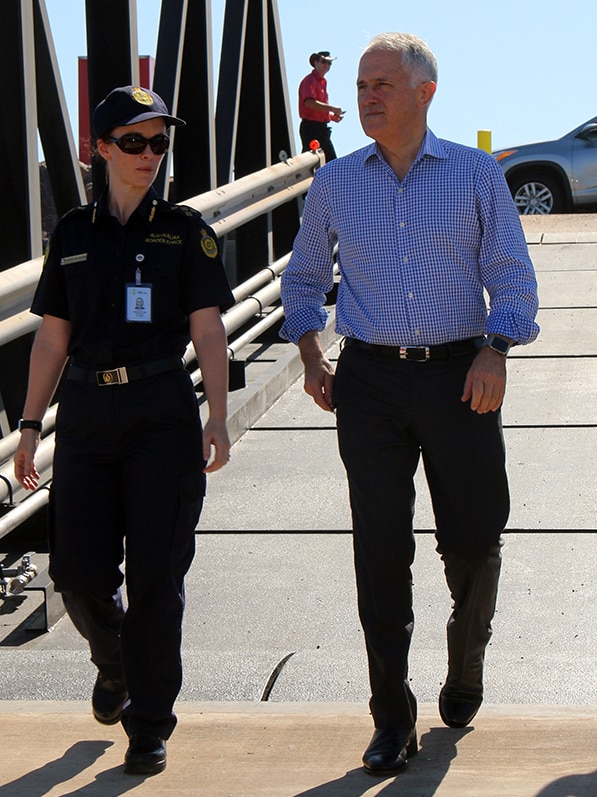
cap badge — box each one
[131,87,154,106]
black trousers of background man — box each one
[299,119,337,163]
[332,343,509,730]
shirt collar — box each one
[136,187,161,225]
[96,186,160,226]
[363,128,447,168]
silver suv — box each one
[493,117,597,214]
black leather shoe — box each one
[124,734,167,775]
[92,673,128,725]
[439,685,483,728]
[362,727,418,776]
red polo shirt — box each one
[298,70,330,122]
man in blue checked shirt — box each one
[280,32,539,778]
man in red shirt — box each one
[298,51,345,162]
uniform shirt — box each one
[280,130,540,347]
[32,187,234,368]
[298,70,330,123]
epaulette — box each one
[60,203,90,221]
[170,203,203,219]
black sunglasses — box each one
[108,133,170,155]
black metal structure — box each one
[216,0,299,281]
[0,0,300,434]
[0,0,42,270]
[85,0,138,196]
[153,0,216,201]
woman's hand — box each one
[14,431,41,490]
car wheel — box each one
[509,174,565,215]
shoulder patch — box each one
[200,228,219,258]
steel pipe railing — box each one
[0,486,51,539]
[0,257,44,320]
[0,150,322,348]
[185,152,321,227]
[0,270,288,520]
[0,404,57,468]
[0,434,56,505]
[0,149,326,537]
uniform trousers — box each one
[332,343,509,730]
[48,367,205,739]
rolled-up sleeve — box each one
[280,174,336,344]
[478,157,540,345]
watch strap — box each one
[18,419,43,433]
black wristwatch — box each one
[485,335,511,356]
[18,419,43,433]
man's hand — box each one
[298,331,336,413]
[461,347,507,414]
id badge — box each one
[125,283,152,323]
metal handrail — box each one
[0,150,321,345]
[0,150,325,536]
[0,272,290,535]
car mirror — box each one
[575,123,597,142]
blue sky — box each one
[45,0,595,160]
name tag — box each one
[125,284,152,323]
[60,253,88,265]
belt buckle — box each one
[399,346,430,362]
[97,366,129,385]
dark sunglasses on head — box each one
[108,133,170,155]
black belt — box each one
[67,356,184,386]
[343,337,482,362]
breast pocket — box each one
[143,256,183,321]
[62,256,94,306]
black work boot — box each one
[92,672,128,725]
[439,545,502,728]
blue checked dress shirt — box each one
[280,129,540,347]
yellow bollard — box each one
[477,130,492,153]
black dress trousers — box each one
[332,344,509,729]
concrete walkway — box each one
[0,214,595,795]
[0,702,595,796]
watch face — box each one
[488,336,510,354]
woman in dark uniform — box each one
[14,86,234,776]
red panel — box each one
[78,57,90,163]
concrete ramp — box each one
[0,214,595,794]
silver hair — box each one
[363,33,438,86]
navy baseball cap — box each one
[93,85,186,137]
